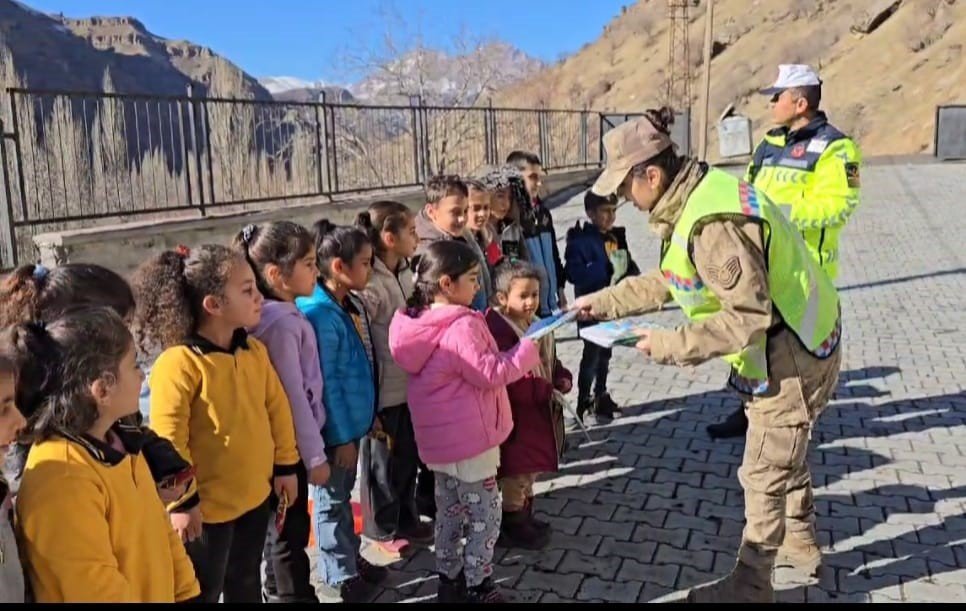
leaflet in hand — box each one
[523,309,578,341]
[579,315,665,348]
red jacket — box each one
[485,309,572,477]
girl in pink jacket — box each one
[389,241,539,604]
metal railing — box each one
[0,86,610,268]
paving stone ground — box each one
[313,161,966,603]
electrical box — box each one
[718,115,753,158]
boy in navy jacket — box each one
[564,191,640,423]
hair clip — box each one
[242,224,257,244]
[174,244,191,258]
[32,264,49,282]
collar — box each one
[372,256,410,277]
[648,158,708,240]
[767,111,829,144]
[183,328,250,355]
[61,423,145,466]
[320,282,362,316]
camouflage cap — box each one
[591,117,674,196]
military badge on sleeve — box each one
[705,256,743,290]
[845,162,860,188]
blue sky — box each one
[28,0,628,83]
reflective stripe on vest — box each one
[659,168,842,396]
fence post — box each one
[314,91,326,194]
[0,118,17,268]
[201,98,216,207]
[483,99,494,166]
[579,110,589,167]
[185,85,206,216]
[537,108,550,169]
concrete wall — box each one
[32,169,599,275]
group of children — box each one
[0,150,640,603]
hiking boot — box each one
[437,571,466,603]
[776,531,823,578]
[497,510,550,550]
[685,560,774,603]
[575,396,595,423]
[465,577,506,603]
[706,406,748,440]
[399,521,435,545]
[357,556,389,584]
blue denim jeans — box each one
[310,450,359,587]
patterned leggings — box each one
[434,473,502,588]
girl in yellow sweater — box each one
[131,245,300,603]
[10,307,199,602]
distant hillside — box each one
[497,0,966,157]
[0,0,270,98]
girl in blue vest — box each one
[296,220,385,602]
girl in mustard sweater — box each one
[131,245,300,603]
[10,307,199,602]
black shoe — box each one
[317,576,376,603]
[437,571,466,603]
[576,396,594,423]
[596,392,620,414]
[465,577,507,603]
[706,406,748,440]
[497,510,550,550]
[357,556,389,584]
[525,499,550,534]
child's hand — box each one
[274,474,299,506]
[556,377,573,394]
[371,415,384,434]
[333,443,358,470]
[308,462,332,487]
[170,505,203,543]
[157,480,188,505]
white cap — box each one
[760,64,822,95]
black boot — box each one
[707,406,748,440]
[497,510,549,550]
[526,498,550,534]
[575,396,595,423]
[595,393,620,421]
[437,571,466,603]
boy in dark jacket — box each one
[507,151,566,317]
[485,261,572,550]
[564,191,640,423]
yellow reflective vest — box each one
[660,167,841,395]
[745,112,861,280]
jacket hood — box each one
[390,305,474,374]
[253,299,302,335]
[416,207,455,244]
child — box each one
[507,151,566,316]
[485,262,572,550]
[0,263,191,503]
[134,245,300,603]
[464,179,497,265]
[564,191,640,423]
[0,353,25,603]
[475,165,528,267]
[233,221,325,603]
[389,240,540,603]
[296,220,386,602]
[355,201,434,559]
[10,307,200,602]
[415,174,491,312]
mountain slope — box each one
[0,0,270,98]
[497,0,966,157]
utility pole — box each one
[666,0,692,112]
[698,0,715,161]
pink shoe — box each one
[371,538,412,559]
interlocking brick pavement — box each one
[311,162,966,602]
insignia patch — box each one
[807,138,828,154]
[845,162,860,188]
[790,143,806,159]
[705,256,742,290]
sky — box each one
[27,0,628,83]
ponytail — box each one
[130,244,241,352]
[0,263,134,327]
[313,218,371,280]
[355,201,413,255]
[630,106,684,183]
[231,221,313,299]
